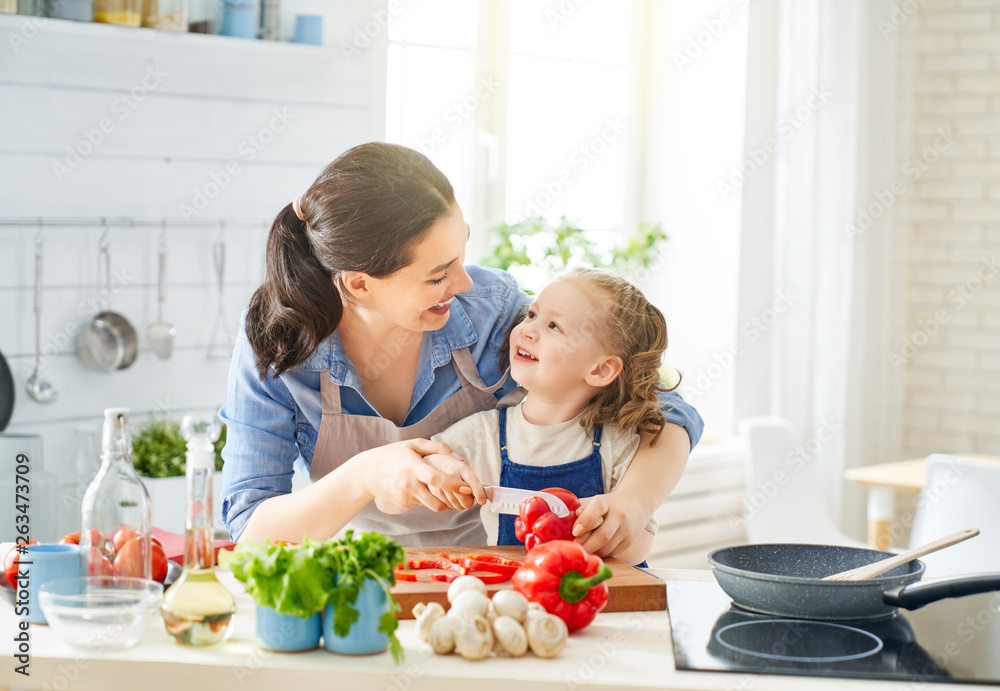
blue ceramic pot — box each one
[323,578,389,655]
[255,605,321,652]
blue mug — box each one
[18,544,82,624]
[293,14,323,46]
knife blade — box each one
[483,485,571,518]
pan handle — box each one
[884,574,1000,610]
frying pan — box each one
[708,543,1000,620]
[0,347,13,430]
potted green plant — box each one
[482,216,668,294]
[131,415,226,534]
[223,532,405,660]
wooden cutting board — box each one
[392,546,665,619]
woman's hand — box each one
[351,439,485,514]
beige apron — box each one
[311,347,506,546]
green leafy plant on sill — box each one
[484,216,679,387]
[481,216,669,294]
[132,415,226,478]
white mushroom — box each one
[526,613,568,658]
[413,601,446,642]
[428,616,456,654]
[447,575,487,604]
[525,602,548,620]
[452,615,494,660]
[448,589,490,619]
[491,590,529,623]
[492,615,528,657]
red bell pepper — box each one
[514,487,581,550]
[511,539,612,632]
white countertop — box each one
[0,568,980,691]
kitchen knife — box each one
[483,485,571,518]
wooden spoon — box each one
[822,528,979,582]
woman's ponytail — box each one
[245,203,342,379]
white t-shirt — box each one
[431,400,656,545]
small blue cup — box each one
[293,14,323,46]
[255,605,321,652]
[323,577,389,655]
[220,0,256,39]
[19,544,82,624]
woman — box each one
[220,142,703,554]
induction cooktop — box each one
[668,580,1000,684]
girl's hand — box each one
[572,493,649,558]
[352,439,479,514]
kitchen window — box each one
[386,0,746,441]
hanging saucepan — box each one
[77,227,138,371]
[0,347,14,430]
[708,543,1000,621]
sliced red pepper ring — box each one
[394,558,468,583]
[464,570,508,585]
[437,552,524,580]
[462,558,519,579]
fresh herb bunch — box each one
[223,532,406,663]
[131,415,226,477]
[321,531,406,663]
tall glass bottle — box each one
[80,408,152,580]
[161,412,235,646]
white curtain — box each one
[736,0,901,537]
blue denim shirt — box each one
[220,265,704,540]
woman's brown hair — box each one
[567,268,678,444]
[245,142,456,379]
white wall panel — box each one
[0,1,389,524]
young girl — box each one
[430,267,674,566]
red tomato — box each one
[151,535,163,549]
[151,542,167,583]
[58,532,80,545]
[86,546,112,577]
[4,542,37,589]
[113,525,140,553]
[113,536,152,579]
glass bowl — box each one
[39,576,164,650]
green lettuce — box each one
[223,532,405,663]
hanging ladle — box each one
[26,222,57,404]
[147,221,176,359]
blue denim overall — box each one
[495,406,605,546]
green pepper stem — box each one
[558,564,613,604]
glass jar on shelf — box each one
[142,0,186,30]
[93,0,141,26]
[15,0,41,15]
[187,0,218,33]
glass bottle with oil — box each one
[161,413,235,645]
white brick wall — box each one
[898,0,1000,459]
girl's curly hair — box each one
[568,268,677,444]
